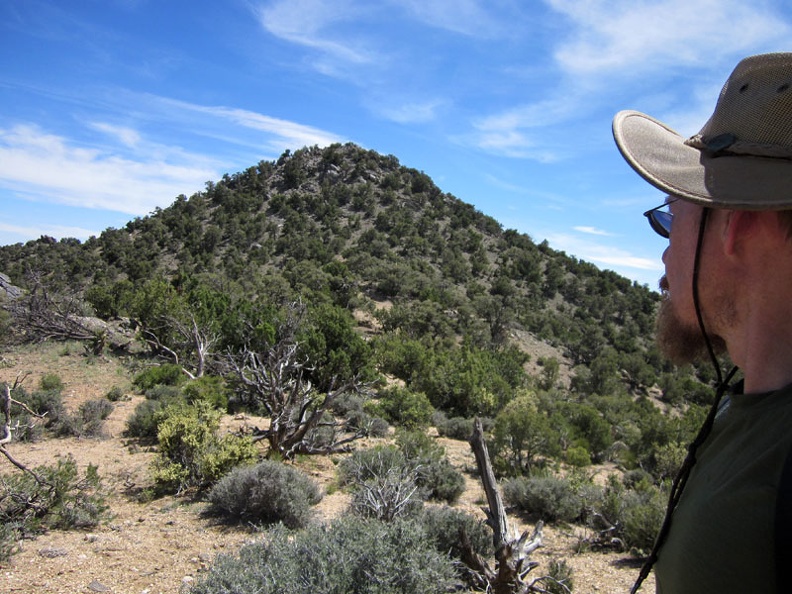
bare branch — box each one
[466,417,546,594]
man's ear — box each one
[722,210,757,257]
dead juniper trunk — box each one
[228,301,371,459]
[466,418,569,594]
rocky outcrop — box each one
[0,273,22,300]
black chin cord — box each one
[631,208,739,593]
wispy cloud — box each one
[375,100,445,124]
[0,124,218,216]
[574,226,611,236]
[158,98,344,149]
[396,0,502,37]
[548,0,790,78]
[466,94,582,159]
[255,0,377,66]
[0,220,97,243]
[89,122,142,148]
[545,231,663,280]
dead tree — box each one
[142,313,218,379]
[1,379,47,485]
[5,279,106,354]
[228,302,371,459]
[464,418,571,594]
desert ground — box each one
[0,343,653,594]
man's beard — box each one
[656,276,727,365]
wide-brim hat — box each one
[613,52,792,210]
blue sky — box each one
[1,0,790,288]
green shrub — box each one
[344,408,390,438]
[53,398,114,438]
[182,375,229,411]
[543,559,575,594]
[396,430,465,504]
[189,517,458,594]
[594,476,665,553]
[433,413,494,441]
[133,364,185,392]
[144,384,183,402]
[0,456,108,559]
[208,460,322,528]
[371,386,434,430]
[420,506,493,561]
[14,386,67,440]
[621,491,665,553]
[125,399,166,439]
[39,373,64,392]
[0,522,21,564]
[338,445,407,487]
[105,386,127,402]
[339,446,422,521]
[565,444,591,467]
[153,402,259,493]
[503,475,584,523]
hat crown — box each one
[697,53,792,153]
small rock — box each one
[88,580,111,592]
[38,547,68,558]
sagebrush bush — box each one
[420,506,493,561]
[338,445,407,487]
[188,516,459,594]
[433,414,493,441]
[503,475,584,523]
[12,386,67,441]
[596,478,665,553]
[208,460,322,528]
[434,414,473,440]
[0,522,21,564]
[396,430,465,504]
[349,463,423,521]
[124,399,166,439]
[53,398,114,438]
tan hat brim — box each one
[613,110,792,210]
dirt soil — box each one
[0,343,654,594]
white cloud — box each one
[89,122,142,148]
[375,100,444,124]
[545,231,663,274]
[162,100,344,149]
[0,124,217,216]
[396,0,501,37]
[574,226,611,236]
[466,90,584,160]
[547,0,790,77]
[0,220,97,243]
[256,0,376,65]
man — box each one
[613,53,792,592]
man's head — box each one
[613,53,792,365]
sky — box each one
[1,0,790,289]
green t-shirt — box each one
[655,384,792,593]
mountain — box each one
[0,142,684,409]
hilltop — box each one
[0,143,703,593]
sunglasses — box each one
[643,199,678,239]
